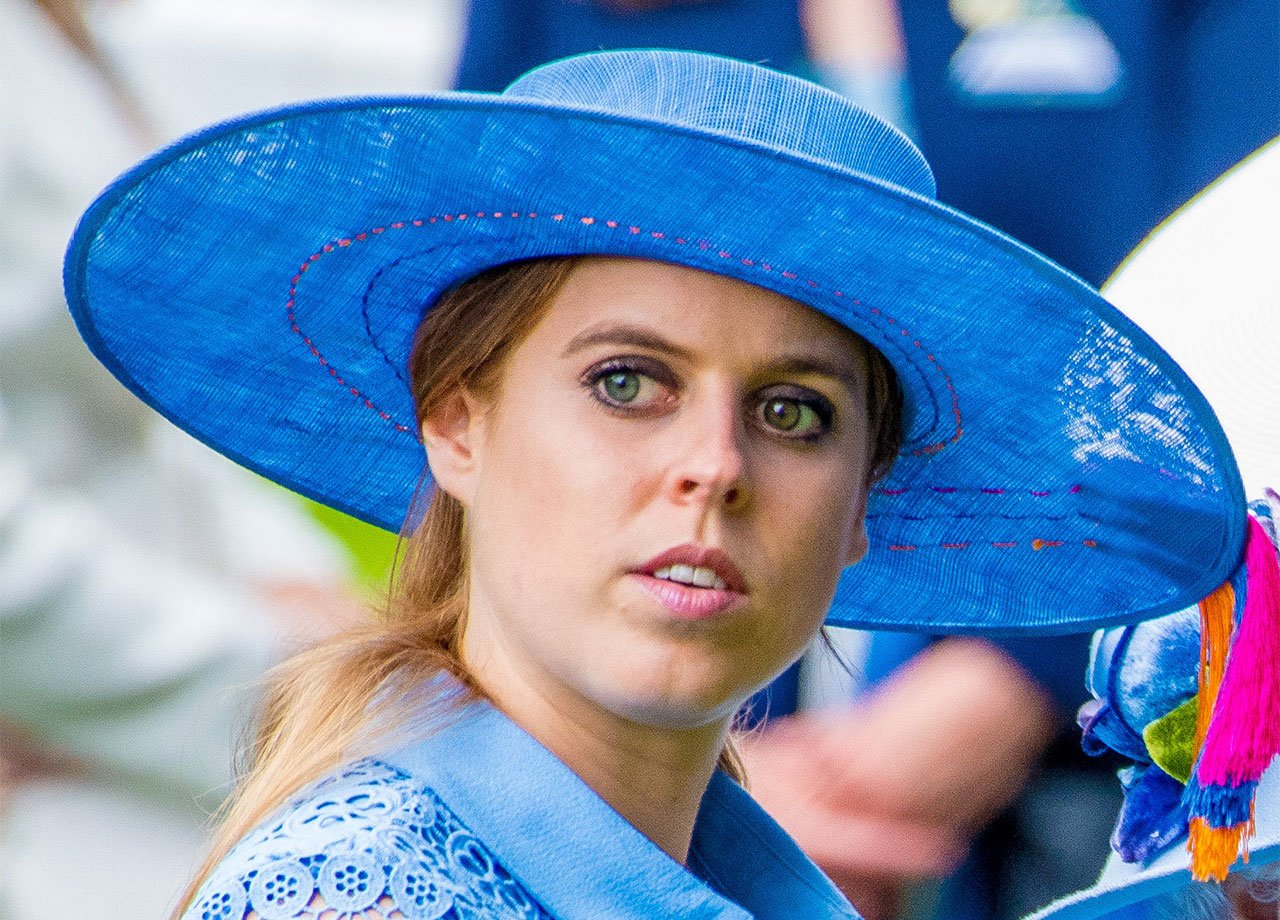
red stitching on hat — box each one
[288,251,412,433]
[587,214,962,454]
[293,209,969,447]
[878,486,1080,497]
[886,541,1094,552]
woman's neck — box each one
[466,642,730,864]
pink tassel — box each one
[1195,516,1280,787]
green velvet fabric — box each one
[1142,696,1198,784]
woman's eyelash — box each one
[580,356,677,410]
[583,356,675,385]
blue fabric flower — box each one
[1112,765,1191,864]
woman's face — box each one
[428,257,875,731]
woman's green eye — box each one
[758,393,831,439]
[583,357,676,414]
[602,371,641,403]
[763,398,810,431]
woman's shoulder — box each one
[184,758,552,920]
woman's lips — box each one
[630,543,748,619]
[632,575,746,619]
[636,544,747,592]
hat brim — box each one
[64,90,1245,633]
[1025,768,1280,920]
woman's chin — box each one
[588,679,756,733]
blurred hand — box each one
[740,638,1057,920]
[799,0,905,69]
[0,720,84,814]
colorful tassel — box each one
[1188,815,1254,882]
[1196,518,1280,785]
[1184,773,1257,830]
[1193,578,1236,754]
[1185,515,1280,882]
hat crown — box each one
[503,50,936,199]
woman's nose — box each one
[667,393,749,510]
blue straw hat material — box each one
[64,50,1246,634]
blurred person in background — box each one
[446,1,1280,919]
[899,0,1280,288]
[453,0,915,131]
[0,1,368,916]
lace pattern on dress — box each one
[186,760,554,920]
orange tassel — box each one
[1188,579,1242,884]
[1187,807,1255,882]
[1194,581,1236,754]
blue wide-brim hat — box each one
[64,49,1246,634]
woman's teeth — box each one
[652,564,728,591]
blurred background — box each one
[2,1,1275,918]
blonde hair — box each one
[175,257,902,913]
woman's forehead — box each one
[537,256,868,365]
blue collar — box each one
[381,700,859,920]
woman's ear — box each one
[844,520,870,567]
[843,487,871,567]
[420,390,487,506]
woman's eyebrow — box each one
[769,356,866,394]
[561,323,693,360]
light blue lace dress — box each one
[183,699,862,920]
[187,760,551,920]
